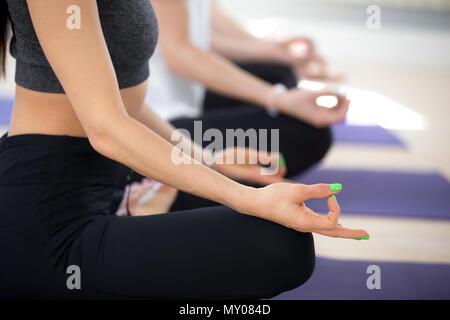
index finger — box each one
[299,197,340,230]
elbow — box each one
[163,42,194,76]
[87,126,111,157]
[209,35,221,54]
[165,52,184,75]
[85,122,117,159]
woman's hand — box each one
[116,178,178,216]
[275,89,349,128]
[269,36,343,83]
[294,54,344,83]
[245,183,369,239]
[266,37,315,67]
[213,147,288,186]
[266,37,343,83]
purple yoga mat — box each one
[331,123,405,147]
[296,168,450,219]
[0,98,13,125]
[272,257,450,300]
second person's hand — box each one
[212,147,289,186]
[274,88,349,128]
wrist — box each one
[226,182,258,215]
[263,41,282,61]
[202,147,216,169]
[265,84,288,116]
[264,41,293,65]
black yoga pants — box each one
[1,206,315,300]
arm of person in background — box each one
[210,0,257,41]
[210,0,343,82]
[134,104,288,186]
[210,0,312,66]
[28,0,367,240]
[152,0,347,129]
[152,0,274,110]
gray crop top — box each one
[6,0,158,93]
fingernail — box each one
[331,194,338,202]
[355,236,370,240]
[330,183,342,191]
[279,153,286,167]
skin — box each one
[10,0,369,239]
[152,0,346,126]
[209,0,343,82]
[117,179,178,216]
[210,1,313,66]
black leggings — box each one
[0,134,315,300]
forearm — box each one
[211,30,289,64]
[210,2,310,67]
[135,104,213,165]
[211,0,257,41]
[166,44,273,107]
[210,1,287,62]
[94,114,253,211]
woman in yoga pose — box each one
[0,0,368,299]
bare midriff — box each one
[8,81,148,138]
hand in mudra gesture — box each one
[213,147,288,186]
[275,89,349,128]
[247,182,369,239]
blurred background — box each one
[1,0,449,299]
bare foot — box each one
[116,178,178,216]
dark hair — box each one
[0,1,10,77]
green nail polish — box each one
[331,194,337,202]
[355,236,370,240]
[330,183,342,191]
[279,154,286,167]
[126,169,134,182]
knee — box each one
[281,231,316,291]
[312,126,333,162]
[261,229,316,298]
[283,124,332,177]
